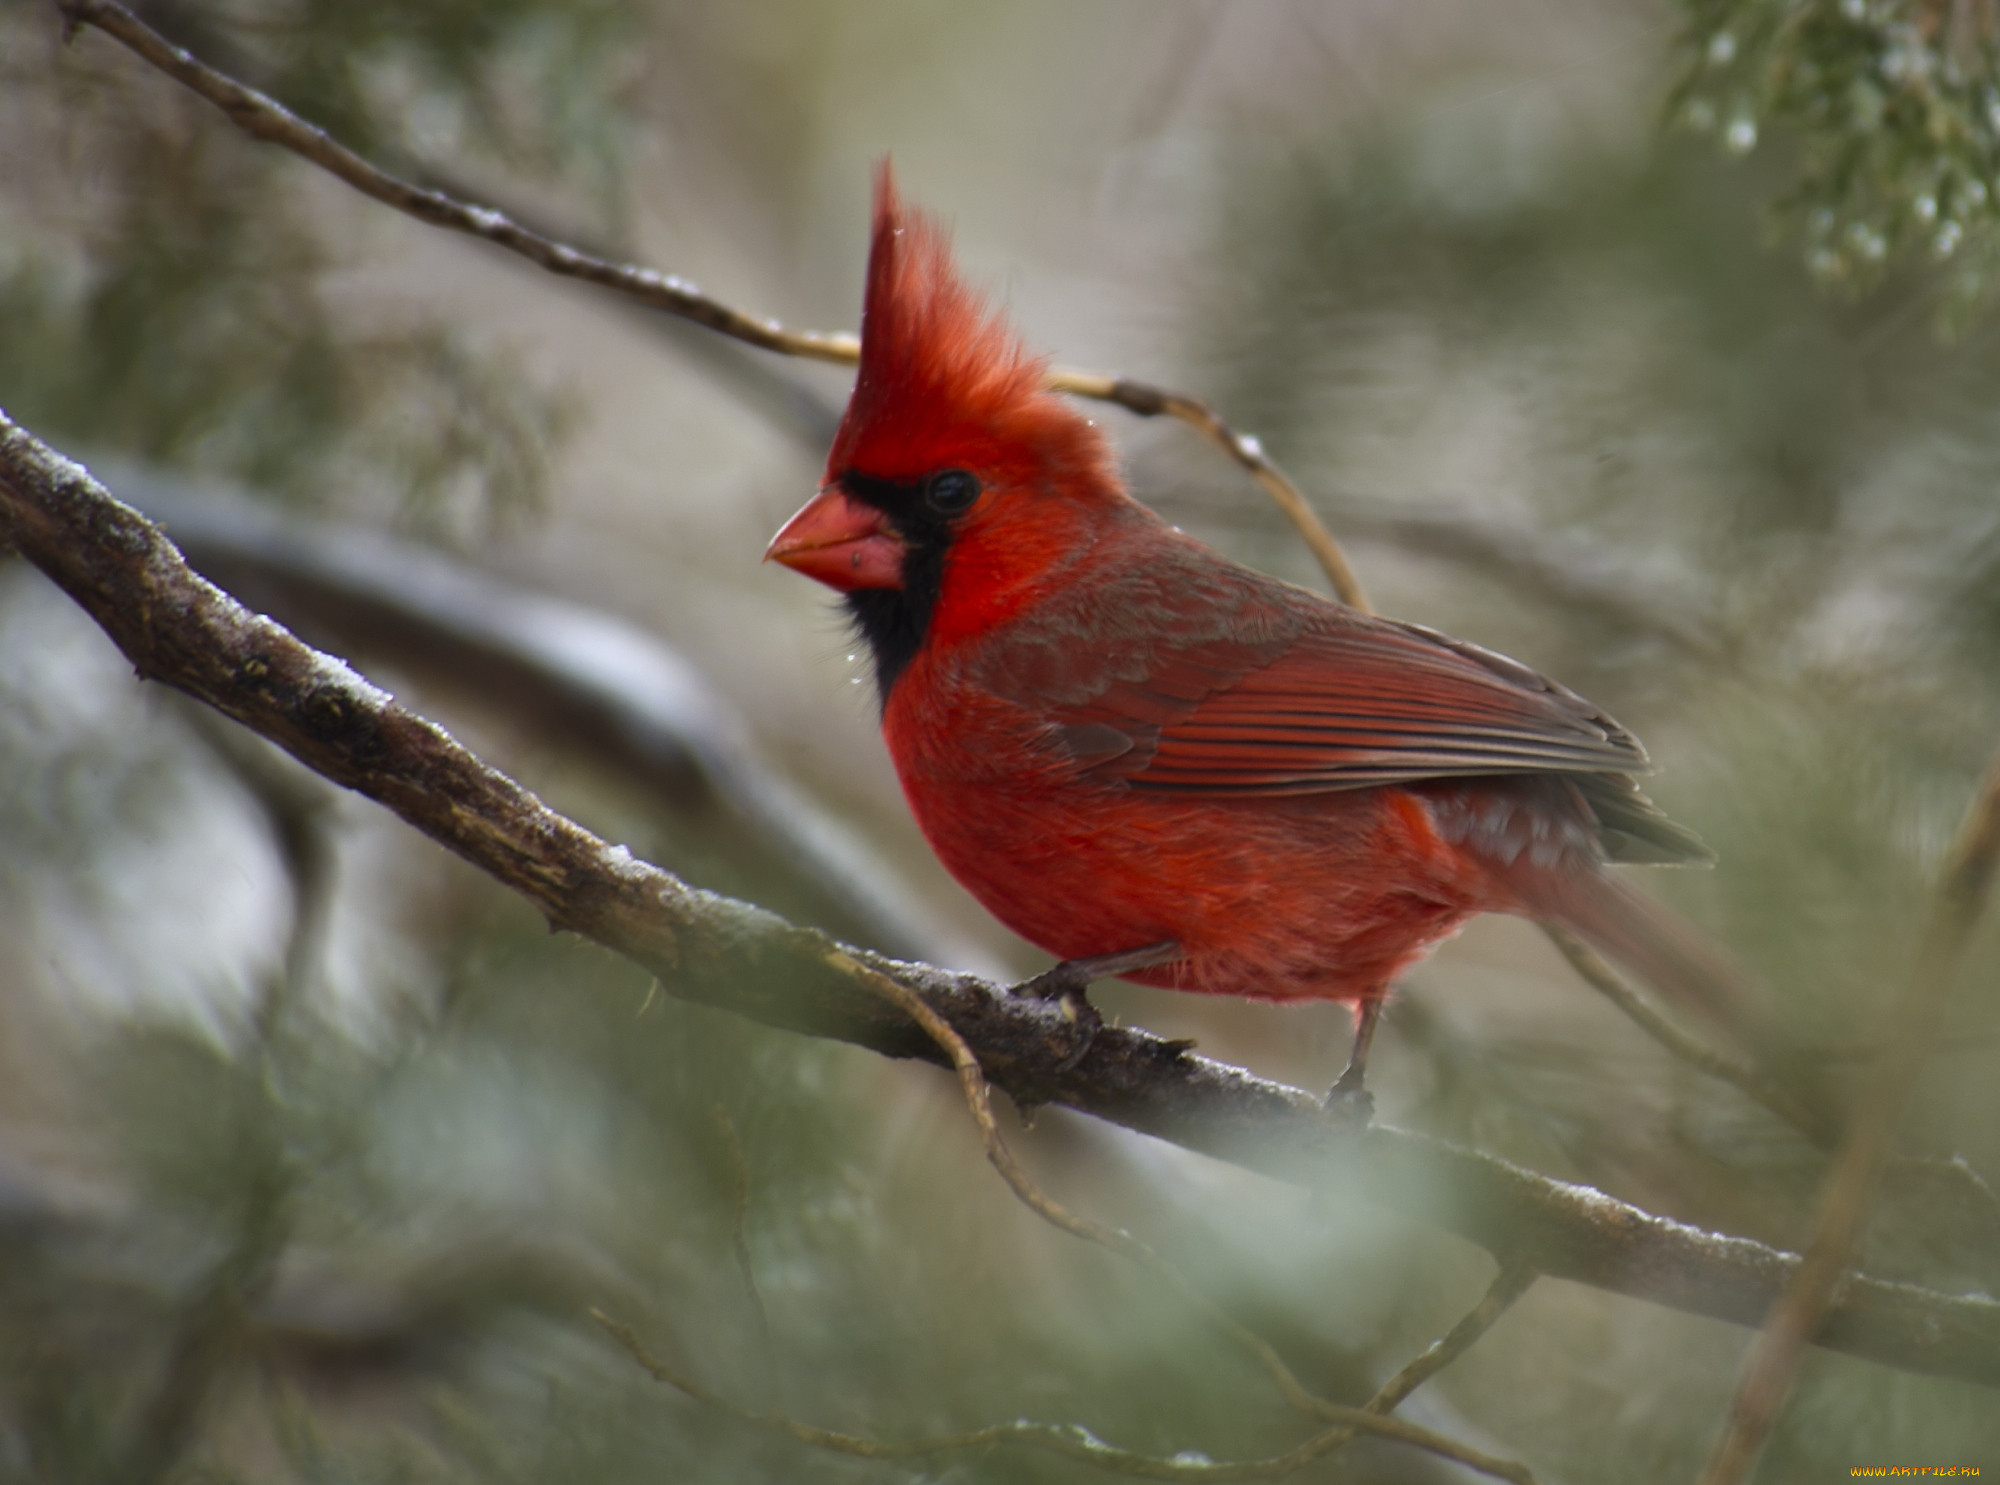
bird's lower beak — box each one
[764,488,907,591]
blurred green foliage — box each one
[0,841,1442,1484]
[1674,0,2000,327]
[1192,116,2000,719]
[0,0,630,528]
[223,0,634,181]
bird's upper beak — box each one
[764,487,907,591]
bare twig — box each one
[1319,497,1718,661]
[178,700,340,1042]
[1700,743,2000,1485]
[1047,370,1370,608]
[3,416,1998,1390]
[124,1161,295,1485]
[1539,926,1826,1138]
[1365,1260,1539,1417]
[53,0,1367,610]
[591,1308,1531,1483]
[56,0,854,360]
[839,957,1316,1398]
[117,719,335,1484]
[708,1105,777,1401]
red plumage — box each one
[769,165,1748,1079]
[828,171,1108,501]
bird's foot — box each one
[1015,961,1104,1073]
[1322,996,1383,1125]
[1322,1066,1375,1126]
[1012,940,1180,1073]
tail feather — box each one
[1531,868,1770,1062]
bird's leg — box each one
[1325,996,1384,1123]
[1013,940,1181,1071]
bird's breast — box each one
[877,652,1499,1002]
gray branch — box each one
[2,410,1996,1392]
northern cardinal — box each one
[768,166,1745,1104]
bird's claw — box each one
[1012,942,1179,1075]
[1322,1068,1374,1126]
[1051,993,1103,1073]
[1014,966,1103,1071]
[1014,961,1089,1004]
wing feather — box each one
[1043,616,1648,796]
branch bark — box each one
[2,412,1998,1392]
[111,465,993,973]
[837,955,1537,1482]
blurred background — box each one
[2,0,1999,1479]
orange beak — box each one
[765,487,907,591]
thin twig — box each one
[834,949,1534,1482]
[1046,370,1369,608]
[54,0,1368,610]
[117,719,333,1484]
[1539,926,1827,1139]
[1317,496,1719,661]
[592,1307,1530,1485]
[831,955,1322,1404]
[1699,742,2000,1485]
[56,0,855,361]
[124,1164,295,1485]
[1365,1260,1538,1417]
[4,415,1998,1389]
[709,1104,778,1402]
[177,700,339,1045]
[1542,927,2000,1283]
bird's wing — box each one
[1045,618,1650,795]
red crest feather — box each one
[827,163,1111,489]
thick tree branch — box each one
[2,414,1998,1393]
[813,957,1536,1482]
[53,0,1369,611]
[111,466,993,973]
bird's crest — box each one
[828,163,1110,489]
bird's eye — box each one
[923,469,981,514]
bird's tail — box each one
[1528,867,1774,1065]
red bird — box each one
[768,167,1743,1105]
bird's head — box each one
[766,164,1128,696]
